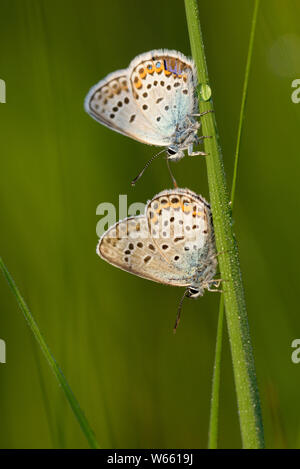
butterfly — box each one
[85,50,211,185]
[98,188,220,331]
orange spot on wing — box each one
[135,80,142,89]
[139,69,147,79]
[193,210,204,217]
[182,204,192,213]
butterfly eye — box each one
[167,148,177,156]
[188,288,199,297]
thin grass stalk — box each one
[0,256,100,449]
[184,0,264,448]
[208,296,224,448]
[208,0,261,448]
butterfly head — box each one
[166,146,185,162]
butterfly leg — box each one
[207,286,223,293]
[197,135,212,142]
[206,278,227,292]
[208,250,229,261]
[166,159,178,188]
[210,279,225,288]
[187,144,208,157]
[190,110,214,117]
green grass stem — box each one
[0,256,100,449]
[208,0,261,448]
[184,0,264,448]
[208,296,224,448]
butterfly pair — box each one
[85,50,219,330]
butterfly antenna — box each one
[131,149,166,186]
[173,289,190,334]
[166,159,178,188]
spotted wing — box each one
[85,69,169,145]
[128,49,198,144]
[146,188,216,282]
[98,215,191,287]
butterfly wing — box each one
[85,68,169,145]
[85,50,198,147]
[98,215,191,287]
[128,50,198,143]
[146,188,216,283]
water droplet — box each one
[197,83,212,101]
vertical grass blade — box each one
[184,0,264,448]
[231,0,260,207]
[208,0,260,448]
[208,296,224,448]
[0,257,100,449]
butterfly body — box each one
[98,189,217,298]
[85,50,203,163]
[166,117,201,162]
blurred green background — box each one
[0,0,299,449]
